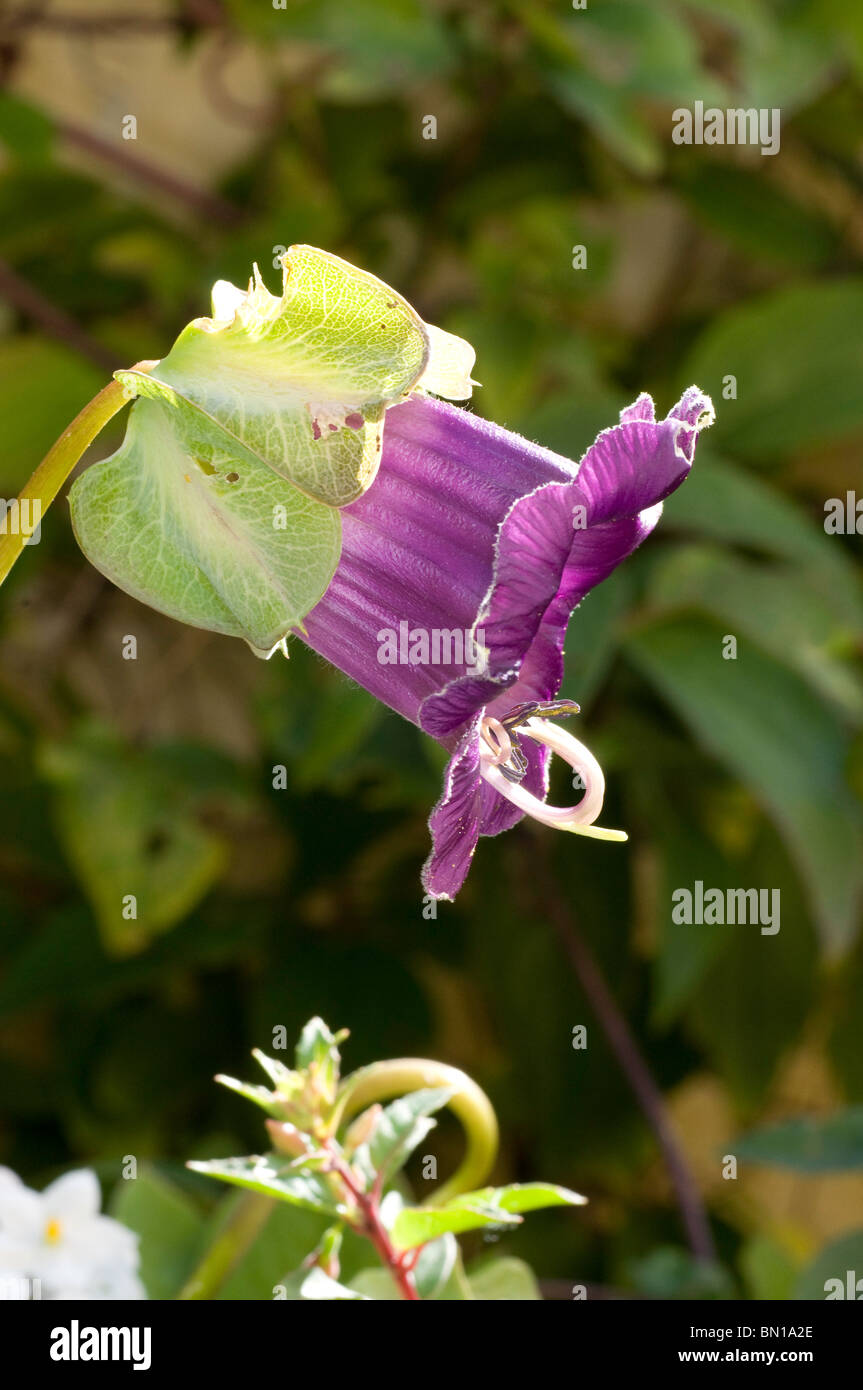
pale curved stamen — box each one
[478,716,628,841]
[479,716,513,769]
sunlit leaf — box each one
[187,1155,345,1217]
[70,396,341,657]
[391,1197,520,1250]
[391,1182,584,1251]
[413,1232,458,1299]
[122,245,471,508]
[71,246,474,651]
[353,1086,453,1189]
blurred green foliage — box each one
[1,0,863,1299]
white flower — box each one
[0,1167,146,1300]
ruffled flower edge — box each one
[421,387,714,900]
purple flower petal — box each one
[420,391,711,738]
[421,717,483,900]
[300,387,714,898]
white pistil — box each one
[479,716,628,841]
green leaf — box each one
[213,1073,284,1118]
[294,1017,346,1103]
[575,1,727,105]
[295,1016,335,1068]
[739,1235,797,1302]
[71,245,473,651]
[109,1168,205,1300]
[187,1155,345,1218]
[217,1198,329,1300]
[391,1197,520,1251]
[466,1256,542,1301]
[390,1184,583,1252]
[346,1267,403,1299]
[682,279,863,461]
[251,1050,297,1090]
[628,1247,736,1300]
[70,396,342,657]
[473,1181,587,1214]
[680,165,836,269]
[828,939,863,1100]
[649,802,744,1028]
[662,451,863,631]
[682,826,817,1106]
[123,245,471,508]
[644,544,863,721]
[226,0,454,96]
[562,567,636,711]
[626,616,863,953]
[38,728,227,955]
[0,92,54,163]
[355,1086,453,1189]
[734,1108,863,1172]
[547,67,661,177]
[0,337,105,491]
[412,1232,458,1300]
[541,2,726,175]
[794,1230,863,1300]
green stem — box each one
[177,1191,275,1301]
[335,1058,500,1205]
[0,363,154,589]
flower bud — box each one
[265,1120,310,1159]
[343,1103,382,1154]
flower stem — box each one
[335,1058,499,1205]
[177,1192,274,1301]
[0,364,154,589]
[325,1145,419,1300]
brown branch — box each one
[2,13,178,33]
[57,116,243,225]
[0,4,219,35]
[0,256,119,371]
[522,832,717,1264]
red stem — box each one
[358,1192,420,1302]
[325,1144,419,1301]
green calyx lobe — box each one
[70,245,475,656]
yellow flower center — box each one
[44,1218,62,1245]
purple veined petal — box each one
[300,386,714,899]
[301,394,581,726]
[667,384,715,464]
[421,717,484,901]
[417,400,701,738]
[619,391,655,425]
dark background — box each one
[1,0,862,1299]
